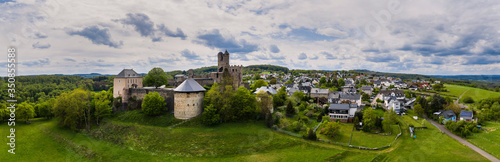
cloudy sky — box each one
[1,0,499,75]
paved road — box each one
[425,117,499,162]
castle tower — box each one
[218,50,230,72]
[173,78,206,119]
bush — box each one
[462,96,474,104]
[322,121,341,138]
[201,104,220,126]
[306,128,317,140]
[141,92,166,116]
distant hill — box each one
[431,75,500,83]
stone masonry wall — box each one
[174,92,204,119]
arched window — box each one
[219,67,223,72]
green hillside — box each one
[442,84,500,103]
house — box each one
[373,81,382,88]
[339,92,362,107]
[328,91,341,104]
[409,85,418,91]
[380,90,405,100]
[254,86,277,96]
[310,88,329,99]
[440,110,457,123]
[460,111,474,122]
[342,85,356,93]
[360,85,374,95]
[328,104,358,123]
[386,96,404,114]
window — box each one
[187,104,189,106]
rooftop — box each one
[116,69,142,78]
[174,78,206,92]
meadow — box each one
[441,84,500,103]
[467,121,500,159]
[0,112,490,161]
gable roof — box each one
[361,85,373,90]
[380,90,405,97]
[255,86,277,95]
[441,110,456,119]
[340,92,361,100]
[329,104,357,110]
[311,88,329,94]
[174,78,206,92]
[460,111,473,118]
[116,69,142,78]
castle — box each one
[168,50,244,88]
[113,50,243,119]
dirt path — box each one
[425,117,499,162]
[456,89,470,104]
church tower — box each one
[218,50,230,72]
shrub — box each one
[322,121,341,138]
[306,128,317,140]
[141,92,166,116]
[462,96,474,104]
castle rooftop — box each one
[174,78,206,92]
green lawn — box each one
[381,119,488,161]
[442,84,500,103]
[441,84,470,98]
[467,121,500,159]
[350,125,400,148]
[316,122,353,145]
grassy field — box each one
[467,121,500,159]
[350,125,400,148]
[442,84,500,103]
[0,114,490,161]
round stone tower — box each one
[173,78,206,119]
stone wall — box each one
[174,92,204,119]
[128,88,175,112]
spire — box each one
[224,50,229,55]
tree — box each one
[232,86,257,121]
[144,67,168,88]
[17,102,35,123]
[337,79,345,87]
[446,103,462,116]
[273,86,287,107]
[319,77,327,85]
[363,108,377,132]
[323,121,341,138]
[414,104,424,116]
[382,110,397,133]
[202,104,220,126]
[292,91,306,102]
[256,90,273,121]
[307,128,317,140]
[270,78,277,84]
[221,68,234,90]
[285,100,296,116]
[141,92,166,116]
[37,98,55,119]
[433,84,443,91]
[54,89,92,131]
[362,93,370,102]
[430,94,445,113]
[94,91,112,125]
[462,96,474,104]
[252,79,268,91]
[388,85,395,89]
[253,73,261,80]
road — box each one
[425,117,499,162]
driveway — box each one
[425,117,499,162]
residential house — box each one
[440,110,457,123]
[360,85,374,95]
[460,111,474,122]
[328,104,358,123]
[342,85,356,93]
[386,96,404,114]
[254,86,277,96]
[340,92,362,107]
[328,91,341,104]
[310,88,329,99]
